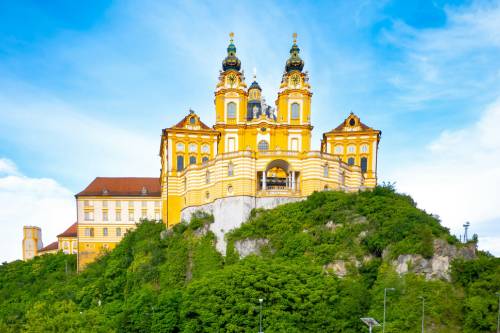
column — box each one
[292,171,296,190]
[263,171,267,190]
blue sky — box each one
[1,0,500,262]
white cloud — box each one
[0,158,19,176]
[382,2,500,108]
[390,98,500,256]
[0,159,74,263]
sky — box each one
[0,0,499,262]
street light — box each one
[258,298,264,333]
[361,317,381,333]
[419,296,425,333]
[496,292,500,333]
[383,287,395,333]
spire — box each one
[285,32,304,73]
[249,67,261,91]
[222,32,241,71]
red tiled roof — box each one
[76,177,161,197]
[57,222,77,238]
[39,241,58,253]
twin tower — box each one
[160,33,381,252]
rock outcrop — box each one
[234,238,270,258]
[392,239,477,281]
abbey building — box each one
[23,34,381,269]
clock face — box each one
[227,74,238,87]
[289,74,301,88]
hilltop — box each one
[1,186,499,332]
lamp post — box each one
[258,298,263,333]
[496,292,500,333]
[419,296,425,333]
[383,288,395,333]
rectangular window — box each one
[116,228,122,237]
[128,211,134,221]
[291,138,299,151]
[116,210,121,221]
[177,155,184,171]
[154,201,160,208]
[84,228,94,237]
[141,201,147,208]
[103,227,108,236]
[84,211,94,221]
[102,211,108,221]
[116,201,121,208]
[128,201,134,209]
[141,210,147,219]
[228,138,235,152]
[84,200,90,207]
[155,212,161,220]
[102,201,108,208]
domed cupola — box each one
[285,33,304,73]
[249,80,262,91]
[222,32,241,72]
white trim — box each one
[225,99,239,122]
[167,138,173,171]
[288,99,303,123]
[288,134,302,152]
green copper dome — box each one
[249,80,261,91]
[285,42,304,73]
[222,33,241,71]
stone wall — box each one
[181,196,303,254]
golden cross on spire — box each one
[229,32,234,43]
[293,32,297,44]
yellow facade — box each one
[23,34,381,270]
[75,187,162,270]
[160,34,381,226]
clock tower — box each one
[214,33,248,153]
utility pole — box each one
[419,296,425,333]
[258,298,263,333]
[496,292,500,333]
[383,288,395,333]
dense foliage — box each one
[0,187,498,332]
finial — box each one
[229,32,234,43]
[253,67,257,80]
[293,32,297,44]
[189,108,194,114]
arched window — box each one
[340,172,346,186]
[291,103,300,120]
[258,140,269,151]
[360,157,368,173]
[176,142,185,152]
[202,156,209,165]
[348,157,355,166]
[323,164,329,177]
[177,155,184,171]
[189,143,197,153]
[227,102,237,119]
[189,117,196,124]
[228,162,234,176]
[189,156,197,165]
[206,170,210,184]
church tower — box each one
[214,33,248,153]
[22,226,42,260]
[275,33,313,151]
